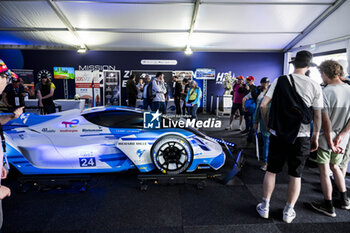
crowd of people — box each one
[222,51,350,223]
[242,51,350,223]
[1,51,350,228]
[0,68,56,115]
[126,72,202,119]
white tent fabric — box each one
[0,1,65,28]
[293,0,350,50]
[0,0,346,52]
[290,0,350,75]
[56,2,193,30]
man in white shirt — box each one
[256,51,323,223]
[152,72,167,114]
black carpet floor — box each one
[2,116,350,233]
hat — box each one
[260,77,270,83]
[0,59,10,76]
[237,76,244,80]
[10,71,20,82]
[247,76,255,81]
[289,50,316,67]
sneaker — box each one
[256,203,269,219]
[340,198,350,210]
[260,163,267,171]
[310,201,336,217]
[283,209,296,223]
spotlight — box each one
[77,47,87,54]
[184,47,193,55]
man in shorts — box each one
[339,142,350,177]
[256,51,323,223]
[310,60,350,217]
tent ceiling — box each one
[0,0,345,52]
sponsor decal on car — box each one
[60,129,78,133]
[42,128,56,133]
[137,149,146,158]
[82,128,103,132]
[61,119,80,128]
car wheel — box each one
[151,134,193,175]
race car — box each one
[3,106,234,175]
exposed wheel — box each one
[151,134,193,175]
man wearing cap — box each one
[0,59,23,230]
[256,51,323,223]
[253,77,271,171]
[242,76,257,138]
[2,72,25,112]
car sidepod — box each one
[186,135,226,172]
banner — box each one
[173,70,193,81]
[75,70,101,108]
[12,69,35,98]
[103,70,121,106]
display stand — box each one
[63,79,69,99]
[18,175,91,192]
[223,95,233,114]
[203,79,207,113]
[138,141,244,191]
[138,173,216,191]
[216,95,232,116]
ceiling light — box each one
[184,47,193,55]
[77,47,87,54]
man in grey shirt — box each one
[256,51,323,223]
[310,60,350,217]
[152,72,167,114]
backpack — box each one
[146,81,155,101]
[244,99,256,114]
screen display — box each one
[194,68,216,80]
[53,67,75,79]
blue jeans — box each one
[152,101,166,114]
[143,99,151,111]
[244,111,253,131]
[262,134,270,163]
[187,104,198,120]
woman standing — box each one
[36,73,56,114]
[185,80,202,120]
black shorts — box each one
[267,134,310,177]
[231,103,243,115]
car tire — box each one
[151,134,193,175]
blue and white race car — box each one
[3,106,233,175]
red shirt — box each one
[233,84,245,104]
